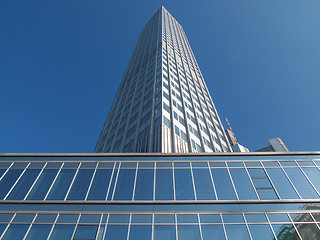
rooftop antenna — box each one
[226,118,238,143]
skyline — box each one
[1,1,320,153]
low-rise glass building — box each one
[0,152,320,239]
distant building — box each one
[225,128,249,152]
[95,6,232,154]
[256,138,289,152]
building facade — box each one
[95,7,232,154]
[0,152,320,239]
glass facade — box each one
[0,152,320,239]
[95,7,232,153]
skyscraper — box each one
[95,6,232,154]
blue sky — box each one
[1,0,319,153]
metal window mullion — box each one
[189,162,197,201]
[207,162,218,200]
[126,214,132,240]
[105,162,116,201]
[64,163,81,201]
[220,213,228,240]
[111,162,121,201]
[132,162,139,201]
[226,165,240,200]
[262,164,281,200]
[85,162,98,201]
[175,213,178,240]
[22,213,38,240]
[95,213,104,240]
[172,162,176,201]
[70,213,81,240]
[298,165,320,197]
[244,164,260,200]
[4,162,31,200]
[151,213,155,240]
[102,214,110,240]
[0,162,14,182]
[242,213,253,240]
[44,162,64,201]
[197,213,204,240]
[153,162,156,201]
[264,213,278,240]
[280,165,302,199]
[0,213,16,239]
[24,162,48,200]
[46,212,60,239]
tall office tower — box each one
[95,7,232,153]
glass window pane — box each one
[265,168,299,199]
[0,224,7,237]
[290,213,313,222]
[177,214,198,223]
[302,167,320,194]
[46,169,76,200]
[154,214,175,224]
[0,169,21,198]
[177,225,201,240]
[131,214,152,224]
[192,169,215,200]
[87,169,112,200]
[174,169,195,200]
[224,224,251,240]
[229,168,257,200]
[154,225,176,240]
[26,169,58,200]
[1,224,29,240]
[73,225,98,240]
[211,168,237,200]
[25,224,52,240]
[245,214,267,223]
[199,214,221,223]
[7,169,41,200]
[113,169,135,200]
[248,224,274,240]
[0,214,14,223]
[96,225,105,240]
[108,214,130,224]
[267,213,291,223]
[67,169,94,200]
[272,224,300,240]
[222,214,244,223]
[12,214,35,223]
[284,168,319,199]
[49,224,75,240]
[104,225,128,240]
[134,169,153,200]
[129,225,152,240]
[34,214,57,223]
[57,214,79,223]
[79,214,101,224]
[201,225,225,240]
[257,188,278,200]
[155,169,174,200]
[295,223,320,239]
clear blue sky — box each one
[1,0,319,153]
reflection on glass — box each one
[7,169,40,200]
[129,225,152,240]
[248,224,275,240]
[67,169,94,200]
[134,169,153,200]
[302,167,320,194]
[49,224,75,240]
[199,214,221,223]
[0,224,7,237]
[1,224,29,240]
[155,169,174,200]
[192,169,215,200]
[73,225,98,240]
[267,213,291,223]
[27,169,58,200]
[266,168,299,199]
[104,225,128,240]
[201,225,225,240]
[47,169,76,200]
[229,168,258,200]
[177,214,198,223]
[174,169,195,200]
[222,214,244,223]
[154,225,176,240]
[295,223,320,239]
[224,224,251,240]
[113,169,135,200]
[96,225,105,240]
[271,224,300,240]
[86,169,112,200]
[245,214,267,223]
[177,225,201,240]
[24,224,52,240]
[211,168,237,200]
